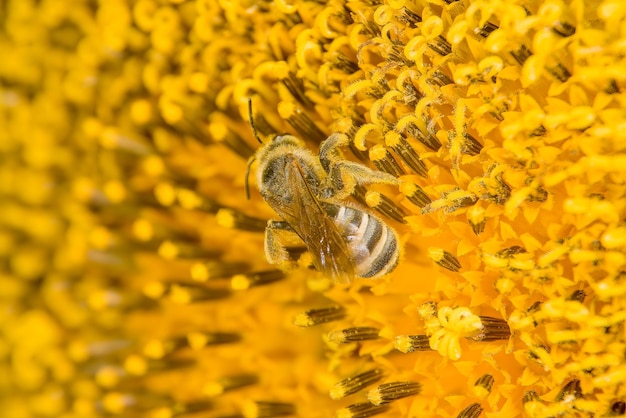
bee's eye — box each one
[262,164,277,184]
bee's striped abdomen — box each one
[333,206,399,278]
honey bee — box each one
[246,102,401,283]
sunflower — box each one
[1,0,625,417]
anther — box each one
[190,261,250,282]
[68,339,132,362]
[428,36,452,56]
[394,335,432,353]
[158,240,217,260]
[176,187,220,213]
[555,379,582,402]
[400,180,431,208]
[369,144,405,177]
[568,289,586,302]
[143,336,188,359]
[231,270,286,290]
[467,205,486,235]
[473,374,495,398]
[462,133,483,156]
[328,327,381,343]
[278,101,327,143]
[336,402,390,418]
[216,208,267,232]
[208,121,255,159]
[293,306,346,327]
[428,248,462,272]
[330,369,385,400]
[385,131,428,177]
[395,115,441,151]
[465,317,511,342]
[511,44,533,66]
[367,381,422,405]
[153,400,213,417]
[363,190,408,224]
[100,127,152,154]
[456,403,483,418]
[102,392,170,415]
[280,71,314,108]
[242,401,295,418]
[187,331,242,349]
[522,390,541,404]
[552,20,576,37]
[474,21,498,38]
[169,283,231,304]
[124,354,193,376]
[204,374,259,397]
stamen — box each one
[158,240,217,260]
[204,374,259,396]
[208,121,255,159]
[568,289,586,302]
[456,403,483,418]
[369,144,405,177]
[465,317,511,342]
[124,354,193,376]
[473,374,495,398]
[474,21,498,38]
[68,339,132,362]
[231,270,286,290]
[522,390,541,404]
[467,205,485,235]
[428,248,462,272]
[176,187,220,213]
[330,369,385,400]
[511,44,533,66]
[555,379,582,402]
[363,190,408,224]
[190,261,250,282]
[99,127,152,154]
[143,336,188,359]
[280,71,314,108]
[400,180,431,208]
[396,114,441,151]
[422,189,477,215]
[394,335,432,353]
[216,208,267,232]
[169,283,231,304]
[102,392,170,415]
[328,327,381,343]
[385,131,428,177]
[428,36,452,56]
[152,400,214,417]
[187,331,242,349]
[278,101,327,143]
[335,402,390,418]
[242,401,295,418]
[367,381,422,405]
[293,306,346,327]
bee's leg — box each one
[264,220,303,269]
[320,134,398,199]
[319,133,350,173]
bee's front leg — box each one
[319,133,399,200]
[264,220,305,270]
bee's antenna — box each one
[244,157,256,200]
[248,98,263,144]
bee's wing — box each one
[268,157,355,283]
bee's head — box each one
[245,99,305,199]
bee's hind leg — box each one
[264,220,306,270]
[319,133,399,200]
